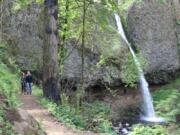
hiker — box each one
[21,72,26,94]
[26,71,33,95]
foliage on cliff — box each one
[0,43,20,107]
[0,43,21,134]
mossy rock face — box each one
[61,41,127,92]
[1,0,43,71]
[126,0,180,83]
[146,70,180,84]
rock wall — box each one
[1,0,180,85]
[172,0,180,53]
[127,0,180,83]
[1,0,128,90]
[61,40,126,93]
[1,0,43,71]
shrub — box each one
[0,42,20,134]
[0,43,21,107]
[82,101,114,133]
[153,89,180,122]
[120,52,148,87]
[129,124,168,135]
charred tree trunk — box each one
[43,0,60,102]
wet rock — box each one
[121,128,128,135]
[113,121,133,135]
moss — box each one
[118,0,143,31]
[176,20,180,25]
[153,77,180,122]
[157,0,167,4]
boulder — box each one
[127,0,180,83]
[60,40,127,93]
[172,0,180,52]
[6,108,46,135]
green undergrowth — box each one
[0,43,21,107]
[33,87,116,134]
[153,89,180,122]
[153,77,180,122]
[0,43,21,135]
[130,124,168,135]
[152,78,180,134]
[0,106,18,135]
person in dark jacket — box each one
[26,71,33,95]
[21,72,26,94]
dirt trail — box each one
[20,95,100,135]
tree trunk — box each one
[81,0,86,88]
[0,0,3,42]
[59,0,69,72]
[43,0,60,102]
[62,0,69,46]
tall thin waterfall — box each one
[114,13,164,122]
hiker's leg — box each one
[26,83,30,95]
[23,83,25,94]
[24,83,27,94]
[21,83,23,94]
[29,83,32,95]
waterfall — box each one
[114,13,164,122]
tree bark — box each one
[43,0,60,102]
[81,0,86,88]
[62,0,69,46]
[0,0,3,42]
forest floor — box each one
[20,95,100,135]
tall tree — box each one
[0,0,3,42]
[43,0,60,102]
[81,0,86,87]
